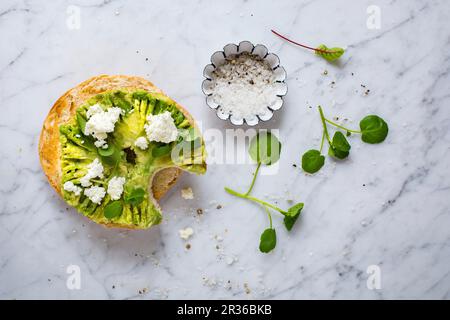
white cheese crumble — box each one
[181,187,194,200]
[179,227,194,240]
[144,111,178,143]
[107,176,126,200]
[84,185,106,204]
[80,158,104,187]
[63,181,82,196]
[210,53,278,119]
[94,140,107,148]
[84,104,123,147]
[134,136,148,150]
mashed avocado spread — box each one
[59,89,206,229]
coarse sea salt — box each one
[210,53,278,120]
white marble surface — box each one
[1,0,449,299]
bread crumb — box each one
[181,187,194,200]
[179,227,194,240]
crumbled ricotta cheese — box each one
[179,227,194,240]
[181,187,194,200]
[94,140,107,148]
[134,136,148,150]
[84,185,106,204]
[107,176,126,200]
[80,158,104,187]
[84,104,123,146]
[86,104,103,118]
[63,181,82,196]
[210,53,278,119]
[144,111,178,143]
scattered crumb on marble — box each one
[202,276,218,288]
[244,283,251,294]
[181,187,194,199]
[179,227,194,240]
[138,287,148,295]
[226,255,238,266]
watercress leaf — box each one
[301,149,325,173]
[98,144,115,157]
[359,115,389,144]
[104,201,123,219]
[124,188,145,206]
[284,203,304,231]
[287,202,304,217]
[259,228,277,253]
[315,44,345,62]
[152,144,172,158]
[99,144,121,166]
[332,131,351,152]
[328,146,349,159]
[249,132,282,165]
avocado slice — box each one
[59,89,206,229]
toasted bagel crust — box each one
[39,75,199,228]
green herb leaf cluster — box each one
[124,187,145,206]
[301,106,388,174]
[225,132,304,253]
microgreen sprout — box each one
[302,106,389,174]
[271,29,345,62]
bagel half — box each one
[39,75,206,229]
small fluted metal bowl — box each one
[202,41,287,126]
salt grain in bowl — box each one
[210,53,278,120]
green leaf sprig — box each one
[301,106,388,174]
[271,29,345,62]
[104,200,123,219]
[124,187,145,206]
[225,132,304,253]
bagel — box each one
[39,75,206,229]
